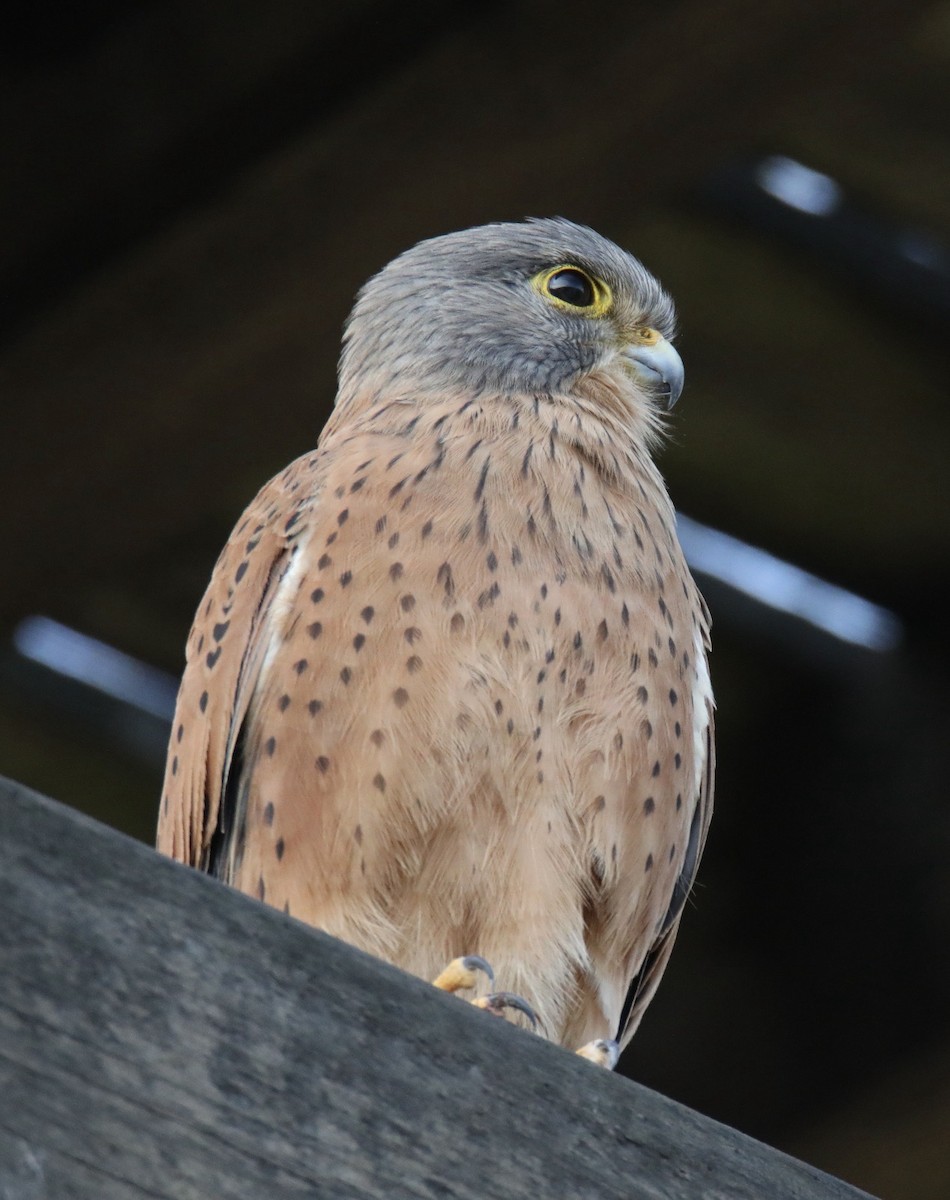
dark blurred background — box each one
[2,2,949,1195]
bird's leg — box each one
[432,956,539,1030]
[575,1038,620,1069]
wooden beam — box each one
[0,775,873,1199]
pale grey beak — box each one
[625,337,684,409]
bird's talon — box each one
[432,954,495,994]
[576,1038,620,1069]
[472,990,539,1030]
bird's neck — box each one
[330,371,669,494]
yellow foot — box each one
[432,955,538,1030]
[576,1038,620,1069]
[432,955,495,994]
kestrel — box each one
[157,218,714,1064]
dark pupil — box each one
[547,268,594,307]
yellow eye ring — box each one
[533,265,612,317]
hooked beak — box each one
[624,336,684,409]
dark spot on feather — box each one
[477,502,489,542]
[275,838,285,861]
[199,691,208,713]
[474,458,490,502]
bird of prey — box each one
[157,218,714,1064]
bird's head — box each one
[337,218,683,439]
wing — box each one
[156,451,324,870]
[617,672,715,1048]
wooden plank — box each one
[0,775,873,1199]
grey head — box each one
[337,218,682,409]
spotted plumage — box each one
[158,218,714,1054]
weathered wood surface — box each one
[0,776,873,1199]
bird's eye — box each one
[533,265,611,315]
[546,268,595,307]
